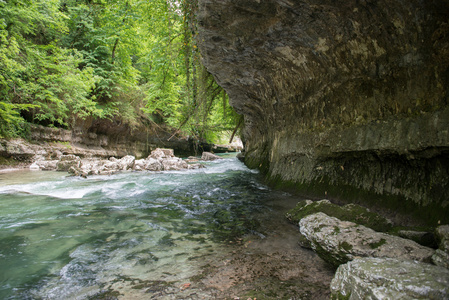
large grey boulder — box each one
[299,212,434,267]
[330,257,449,300]
[432,225,449,269]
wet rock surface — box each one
[330,257,449,300]
[299,212,435,267]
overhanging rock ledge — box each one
[197,0,449,223]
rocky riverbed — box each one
[286,199,449,299]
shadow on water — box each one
[0,155,334,299]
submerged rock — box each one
[330,257,449,300]
[299,212,434,267]
[286,199,393,233]
[432,225,449,269]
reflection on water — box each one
[0,154,333,299]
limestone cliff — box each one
[197,0,449,223]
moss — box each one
[270,173,449,227]
[333,226,341,234]
[285,199,392,232]
[369,238,387,249]
[312,241,347,269]
[0,156,22,167]
[339,241,353,252]
[313,224,326,233]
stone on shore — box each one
[299,212,434,267]
[56,155,81,171]
[330,257,449,300]
[432,225,449,269]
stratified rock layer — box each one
[330,257,449,300]
[197,0,449,223]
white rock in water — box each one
[29,163,40,171]
[331,257,449,299]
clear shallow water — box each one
[0,154,279,299]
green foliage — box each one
[0,0,241,143]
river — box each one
[0,154,333,299]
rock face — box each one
[197,0,449,223]
[330,257,449,300]
[299,212,434,267]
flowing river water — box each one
[0,154,334,299]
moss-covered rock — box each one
[299,212,434,268]
[286,199,393,232]
[331,258,449,299]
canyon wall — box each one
[0,119,197,164]
[197,0,449,223]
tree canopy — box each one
[0,0,241,144]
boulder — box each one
[161,157,188,171]
[201,151,221,161]
[299,212,434,267]
[144,158,163,171]
[149,148,174,160]
[56,155,81,171]
[117,155,135,170]
[286,199,393,233]
[35,160,58,171]
[330,257,449,300]
[432,225,449,269]
[133,159,146,171]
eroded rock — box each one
[330,257,449,300]
[299,212,434,267]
